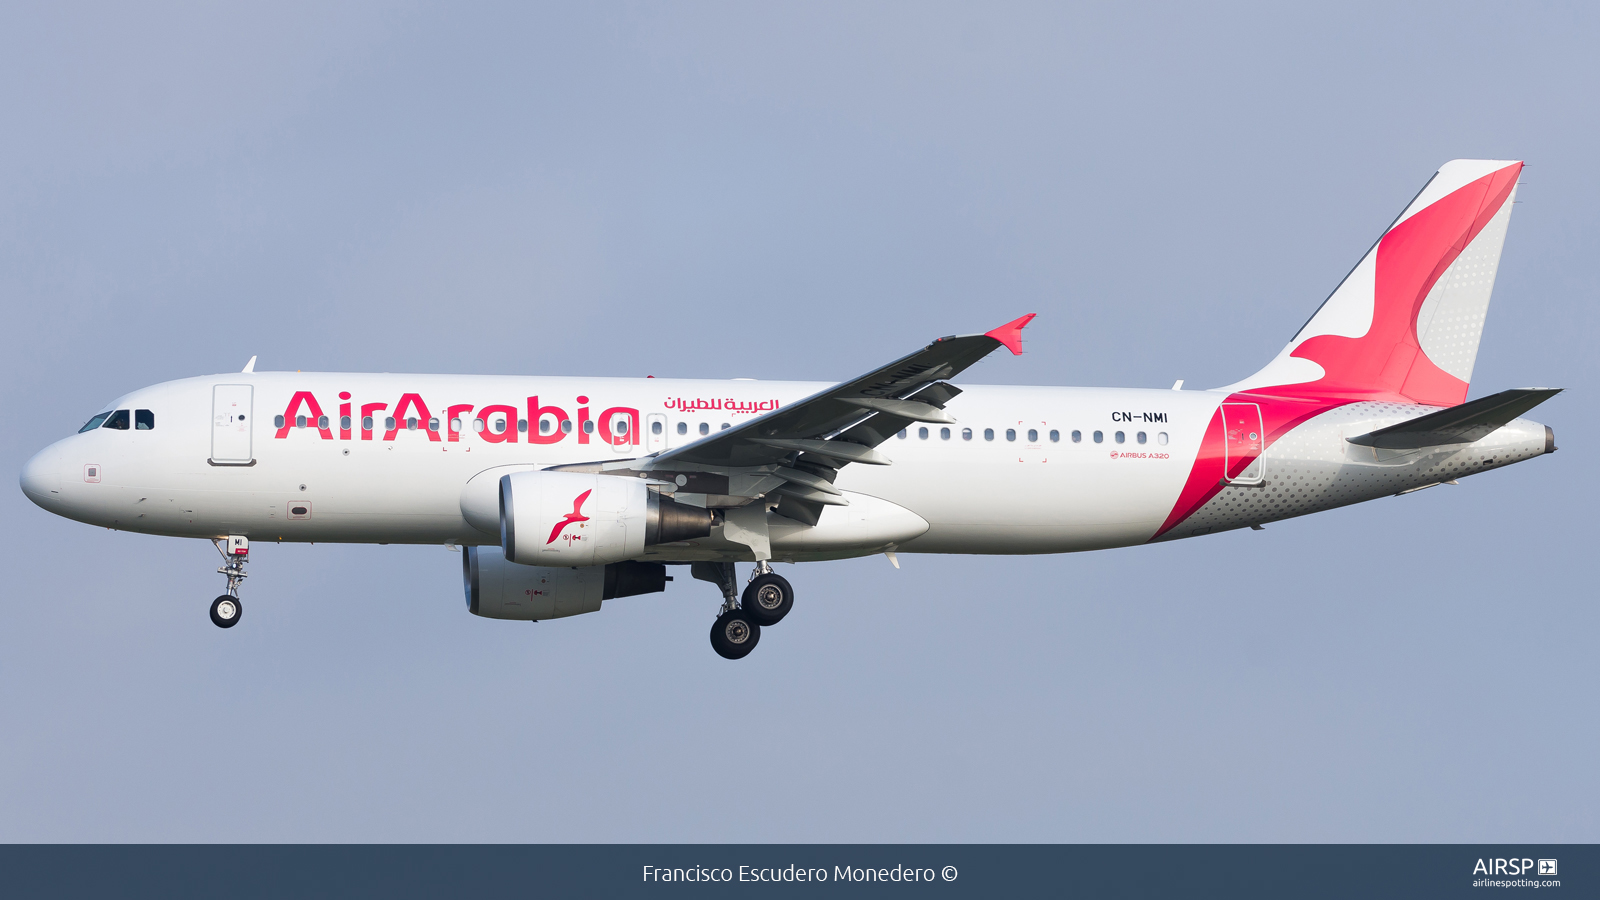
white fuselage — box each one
[20,372,1551,561]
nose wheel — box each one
[210,535,250,630]
[210,595,243,628]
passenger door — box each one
[211,385,254,465]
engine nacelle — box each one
[463,546,671,620]
[498,470,713,567]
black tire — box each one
[741,573,793,626]
[210,595,242,629]
[709,609,760,659]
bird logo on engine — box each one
[547,489,592,545]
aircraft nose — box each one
[19,446,63,507]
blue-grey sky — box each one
[2,2,1595,841]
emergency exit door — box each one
[211,384,254,464]
[1220,402,1264,485]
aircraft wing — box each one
[574,314,1036,523]
[1346,387,1562,450]
[647,314,1034,471]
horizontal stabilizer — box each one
[1347,388,1561,450]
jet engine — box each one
[464,547,672,620]
[498,471,712,567]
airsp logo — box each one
[1473,858,1548,876]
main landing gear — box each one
[694,561,795,660]
[210,535,249,629]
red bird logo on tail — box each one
[547,489,592,545]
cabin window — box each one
[385,416,397,431]
[961,428,972,440]
[1093,430,1103,443]
[363,416,375,431]
[79,412,111,433]
[699,422,709,435]
[898,429,907,439]
[615,419,629,435]
[721,423,730,430]
[1072,430,1081,443]
[1005,428,1016,442]
[1115,431,1125,443]
[1048,429,1059,442]
[940,427,951,440]
[472,418,485,433]
[315,415,327,430]
[676,422,687,435]
[516,419,526,433]
[651,421,663,435]
[1158,432,1169,445]
[296,415,308,429]
[343,416,354,431]
[429,418,441,433]
[135,409,155,430]
[582,420,595,434]
[1136,431,1146,444]
[1027,428,1038,443]
[918,427,929,440]
[274,415,285,428]
[540,418,553,435]
[491,418,505,434]
[984,428,994,441]
[560,419,573,434]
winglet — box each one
[242,355,257,373]
[985,314,1036,355]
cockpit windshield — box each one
[79,412,111,433]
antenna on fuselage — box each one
[241,356,257,373]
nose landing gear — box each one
[210,535,249,629]
[692,560,795,659]
[210,595,242,628]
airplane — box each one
[19,159,1559,659]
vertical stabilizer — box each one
[1221,159,1522,406]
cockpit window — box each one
[79,412,111,433]
[135,409,155,430]
[103,410,130,430]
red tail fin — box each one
[1223,160,1522,406]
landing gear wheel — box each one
[710,609,760,659]
[741,573,793,626]
[210,595,242,629]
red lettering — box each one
[576,396,591,445]
[384,393,441,441]
[360,403,387,440]
[478,404,519,443]
[275,392,333,440]
[598,407,640,447]
[338,392,352,441]
[526,396,569,445]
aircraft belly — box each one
[844,451,1188,554]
